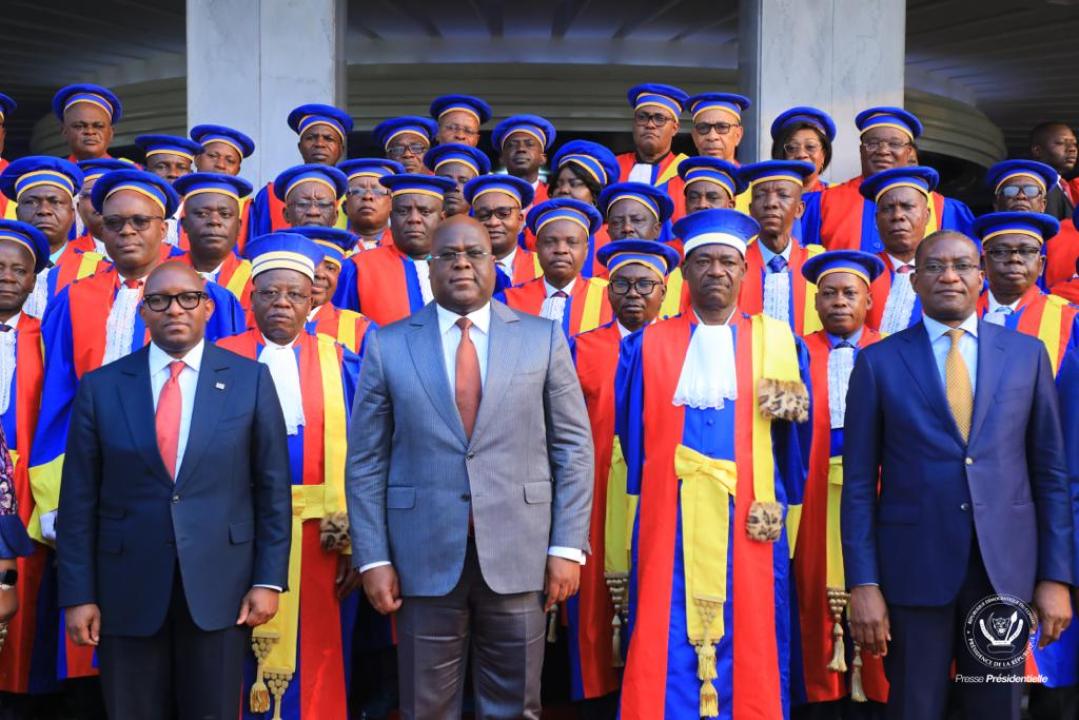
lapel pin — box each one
[215,382,226,390]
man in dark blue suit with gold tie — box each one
[841,230,1073,720]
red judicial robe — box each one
[810,176,974,252]
[616,152,687,224]
[305,303,374,355]
[499,246,542,287]
[176,251,254,311]
[501,276,613,338]
[795,329,889,704]
[976,286,1078,375]
[738,238,824,336]
[1052,278,1079,304]
[1045,218,1079,290]
[566,322,625,700]
[520,180,550,251]
[339,244,427,325]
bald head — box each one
[140,261,215,357]
[429,214,496,314]
[914,230,976,266]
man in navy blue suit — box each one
[56,261,292,719]
[841,230,1073,720]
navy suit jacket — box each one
[841,319,1072,607]
[56,343,292,636]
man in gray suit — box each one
[347,214,594,719]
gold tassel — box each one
[605,572,629,669]
[248,634,276,713]
[700,678,719,718]
[265,670,293,720]
[695,640,719,717]
[0,623,7,656]
[827,621,848,672]
[850,644,867,702]
[546,605,559,643]
[611,613,624,668]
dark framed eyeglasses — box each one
[634,111,673,128]
[920,261,979,275]
[386,143,428,158]
[102,214,164,232]
[142,291,208,312]
[694,121,739,136]
[609,277,662,296]
[985,246,1041,262]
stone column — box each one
[738,0,905,181]
[186,0,346,186]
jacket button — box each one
[466,452,476,461]
[965,457,974,465]
[461,493,471,502]
[960,502,971,511]
[172,494,180,503]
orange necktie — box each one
[156,360,184,479]
[455,317,481,438]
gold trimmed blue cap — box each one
[771,106,836,142]
[855,106,923,140]
[172,172,253,202]
[462,175,534,208]
[491,114,556,152]
[801,250,885,287]
[90,168,180,217]
[673,207,759,258]
[551,140,619,189]
[247,232,326,281]
[737,160,815,191]
[77,158,135,184]
[0,220,50,274]
[287,103,353,141]
[598,181,675,224]
[985,160,1058,197]
[972,211,1060,247]
[686,92,751,122]
[337,158,404,182]
[0,94,15,123]
[373,116,438,150]
[0,156,83,202]
[290,226,358,266]
[272,164,348,202]
[429,94,493,125]
[189,124,255,158]
[858,166,939,203]
[525,198,603,239]
[52,83,122,122]
[627,83,689,118]
[135,134,203,164]
[378,173,456,200]
[597,238,681,280]
[677,156,745,198]
[423,143,492,176]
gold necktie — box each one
[945,328,973,441]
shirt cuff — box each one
[548,546,586,565]
[359,560,392,574]
[253,584,282,592]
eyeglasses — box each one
[985,246,1041,261]
[861,139,911,153]
[473,207,518,222]
[784,141,822,155]
[288,199,338,211]
[142,291,208,312]
[102,214,164,232]
[427,249,492,264]
[997,184,1043,199]
[441,123,479,137]
[694,121,739,136]
[610,277,662,296]
[920,261,979,275]
[634,111,674,128]
[386,143,428,158]
[254,289,311,304]
[346,186,390,199]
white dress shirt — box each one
[923,313,978,393]
[757,239,793,324]
[148,340,204,479]
[496,247,519,279]
[0,312,20,417]
[985,291,1020,326]
[359,301,584,573]
[257,336,305,435]
[539,277,577,324]
[414,257,434,305]
[628,162,654,184]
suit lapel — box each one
[469,302,521,445]
[175,344,232,487]
[117,347,174,488]
[969,321,1007,444]
[407,304,468,446]
[896,323,966,447]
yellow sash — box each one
[604,437,636,576]
[225,260,253,302]
[580,278,609,333]
[802,245,824,335]
[656,153,689,187]
[825,456,845,589]
[674,444,738,717]
[249,338,349,715]
[659,268,684,319]
[76,252,103,280]
[1037,295,1065,375]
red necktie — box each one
[897,264,914,274]
[455,318,481,439]
[156,360,184,479]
